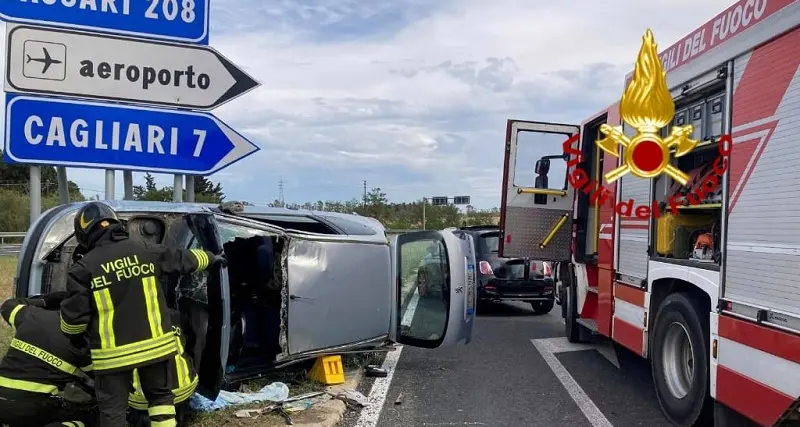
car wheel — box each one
[651,293,712,427]
[530,300,554,315]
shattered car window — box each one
[179,237,209,304]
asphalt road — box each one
[341,301,673,427]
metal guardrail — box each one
[0,232,26,242]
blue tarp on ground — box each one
[189,382,290,412]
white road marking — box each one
[532,337,615,427]
[354,345,404,427]
[401,291,419,327]
[355,287,420,427]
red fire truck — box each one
[498,1,800,426]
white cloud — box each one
[0,0,735,208]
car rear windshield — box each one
[480,232,500,253]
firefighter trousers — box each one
[128,401,191,427]
[0,387,93,426]
[94,361,176,427]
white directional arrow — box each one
[5,24,260,111]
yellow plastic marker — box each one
[308,355,345,385]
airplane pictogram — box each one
[26,47,62,75]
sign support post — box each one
[57,166,69,204]
[185,176,196,203]
[104,170,115,200]
[29,166,41,224]
[173,175,183,202]
[123,172,134,200]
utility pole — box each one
[422,197,427,230]
[363,180,367,208]
[278,178,285,207]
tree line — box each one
[261,187,501,230]
[0,153,499,232]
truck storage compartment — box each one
[649,83,726,269]
[655,212,713,258]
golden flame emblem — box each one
[596,29,698,186]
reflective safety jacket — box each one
[129,322,198,410]
[60,235,214,374]
[0,297,92,395]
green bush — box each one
[0,189,65,234]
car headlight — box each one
[36,210,78,260]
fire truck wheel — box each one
[564,283,583,343]
[651,292,712,427]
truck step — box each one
[577,318,599,333]
[587,286,599,294]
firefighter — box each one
[0,291,95,427]
[127,309,197,427]
[59,201,226,427]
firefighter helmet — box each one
[74,202,120,247]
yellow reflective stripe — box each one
[81,364,93,372]
[173,376,198,403]
[91,332,176,360]
[59,314,87,335]
[148,405,176,416]
[174,336,191,389]
[62,422,85,427]
[151,420,177,427]
[9,338,79,375]
[8,305,24,327]
[132,368,142,394]
[129,365,198,410]
[142,276,164,338]
[91,340,177,371]
[0,375,59,394]
[190,249,209,272]
[93,288,116,349]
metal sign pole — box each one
[29,166,42,224]
[173,174,183,202]
[104,170,115,200]
[123,171,134,200]
[56,166,69,204]
[185,176,195,202]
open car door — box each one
[183,213,230,401]
[389,230,476,348]
[499,120,580,261]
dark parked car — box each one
[456,226,554,314]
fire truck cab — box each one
[498,1,800,426]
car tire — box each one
[531,300,554,315]
[651,293,712,427]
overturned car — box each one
[14,201,477,400]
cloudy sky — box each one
[0,0,734,209]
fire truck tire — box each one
[564,282,584,343]
[651,292,712,427]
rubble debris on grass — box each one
[188,353,378,424]
[191,380,369,421]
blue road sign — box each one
[4,95,260,176]
[0,0,209,44]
